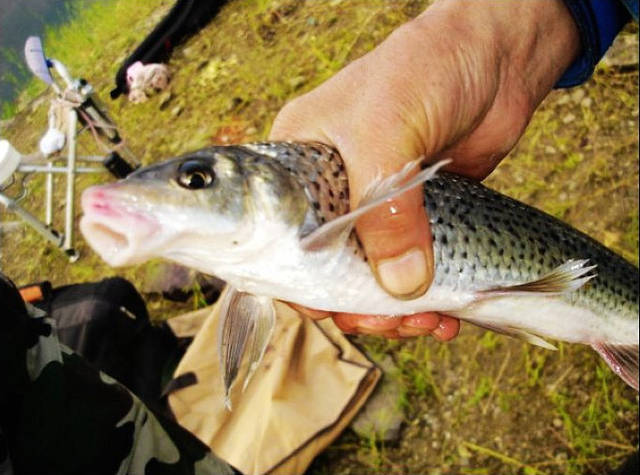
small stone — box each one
[562,113,576,124]
[603,231,621,247]
[544,145,557,155]
[422,413,440,431]
[158,91,173,108]
[351,355,405,442]
[571,88,585,103]
[182,46,195,57]
[580,97,592,108]
[553,418,563,428]
[457,444,472,458]
[287,75,307,90]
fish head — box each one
[80,146,309,270]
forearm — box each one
[347,0,581,169]
[413,0,581,115]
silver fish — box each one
[80,142,639,407]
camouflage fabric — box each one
[0,273,236,475]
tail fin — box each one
[591,342,639,391]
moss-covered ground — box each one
[1,1,637,474]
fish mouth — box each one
[80,185,160,266]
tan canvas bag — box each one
[167,288,381,475]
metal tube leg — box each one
[0,192,63,247]
[63,109,79,261]
[45,161,53,225]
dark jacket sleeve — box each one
[556,0,637,88]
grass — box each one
[1,1,638,474]
[3,0,166,120]
[523,347,549,388]
[462,441,545,475]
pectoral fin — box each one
[300,158,451,251]
[217,287,275,410]
[242,297,275,392]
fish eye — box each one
[176,160,215,190]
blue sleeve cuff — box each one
[556,0,633,88]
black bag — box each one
[1,273,237,475]
[110,0,228,99]
[30,277,182,405]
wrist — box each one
[557,0,632,87]
[419,0,580,109]
[496,0,581,98]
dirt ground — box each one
[1,1,638,474]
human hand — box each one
[270,0,580,339]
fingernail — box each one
[375,247,430,299]
[432,316,460,341]
[432,323,448,341]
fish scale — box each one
[423,172,638,318]
[256,142,637,321]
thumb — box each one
[355,173,434,300]
[340,139,434,300]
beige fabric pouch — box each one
[167,289,380,475]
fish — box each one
[80,142,639,408]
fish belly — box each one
[449,295,638,346]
